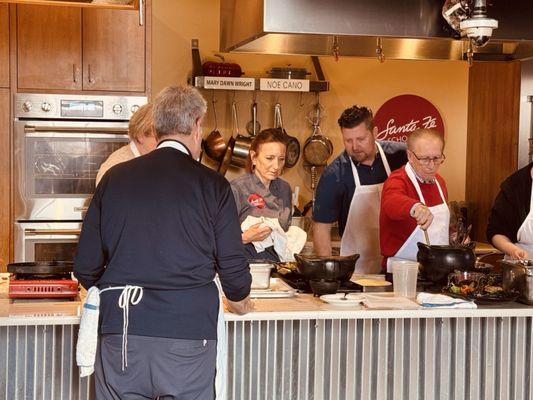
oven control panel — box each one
[14,93,148,120]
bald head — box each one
[407,129,445,152]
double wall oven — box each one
[14,93,147,263]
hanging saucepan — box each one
[303,100,332,166]
[229,100,253,168]
[202,93,227,161]
[274,102,300,168]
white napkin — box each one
[416,292,477,309]
[241,216,307,262]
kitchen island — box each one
[0,286,531,400]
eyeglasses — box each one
[409,150,446,165]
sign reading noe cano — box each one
[374,94,445,143]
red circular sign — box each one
[374,94,444,143]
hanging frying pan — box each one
[303,98,332,166]
[274,102,300,168]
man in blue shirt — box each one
[312,105,407,273]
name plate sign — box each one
[199,77,255,90]
[259,78,310,92]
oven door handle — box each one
[25,229,81,236]
[24,125,129,139]
[25,125,128,134]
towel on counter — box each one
[241,216,307,262]
[416,292,477,309]
[76,286,101,377]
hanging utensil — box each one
[230,99,253,168]
[303,95,332,166]
[246,98,261,136]
[202,92,227,161]
[274,102,300,168]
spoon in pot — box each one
[423,229,431,246]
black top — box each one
[312,141,408,236]
[74,143,251,340]
[487,162,533,244]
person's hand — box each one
[225,296,254,315]
[507,244,528,260]
[412,204,434,230]
[242,223,272,244]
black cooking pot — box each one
[417,242,476,284]
[294,253,359,282]
[309,279,340,297]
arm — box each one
[311,167,342,255]
[492,234,528,259]
[381,175,420,221]
[73,180,107,289]
[215,182,253,314]
[313,222,333,256]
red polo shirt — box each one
[380,165,448,266]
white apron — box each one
[129,141,141,157]
[386,163,450,272]
[514,181,533,257]
[340,142,391,274]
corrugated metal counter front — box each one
[0,289,532,400]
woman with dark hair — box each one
[487,162,533,259]
[230,128,293,261]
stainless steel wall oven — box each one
[14,93,146,262]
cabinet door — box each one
[0,5,9,88]
[83,7,145,92]
[0,89,9,270]
[17,6,82,90]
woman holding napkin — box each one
[231,128,306,262]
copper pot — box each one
[202,95,227,161]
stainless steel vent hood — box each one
[220,0,533,61]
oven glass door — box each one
[14,120,129,220]
[15,223,81,263]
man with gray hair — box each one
[75,85,253,399]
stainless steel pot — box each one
[500,259,533,305]
[229,101,252,168]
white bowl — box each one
[250,263,274,289]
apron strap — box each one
[405,163,427,204]
[375,141,392,176]
[100,285,143,371]
[349,142,392,187]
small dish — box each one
[320,293,364,307]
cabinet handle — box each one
[88,64,95,84]
[139,0,144,26]
[72,64,78,83]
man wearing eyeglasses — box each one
[380,128,449,272]
[313,105,407,273]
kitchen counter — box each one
[1,280,532,400]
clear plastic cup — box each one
[392,260,419,298]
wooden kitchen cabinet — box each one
[16,2,148,94]
[0,89,10,270]
[0,5,9,88]
[17,5,82,90]
[82,6,145,92]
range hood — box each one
[220,0,533,61]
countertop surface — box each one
[1,279,531,326]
